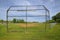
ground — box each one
[0,23,60,40]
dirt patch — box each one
[16,23,39,27]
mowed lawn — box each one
[0,23,60,40]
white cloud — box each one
[49,0,54,2]
[22,1,31,5]
[13,0,31,5]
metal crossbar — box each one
[9,9,45,11]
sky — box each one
[0,0,60,22]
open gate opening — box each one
[6,5,50,32]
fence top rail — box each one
[10,5,44,7]
[7,5,49,12]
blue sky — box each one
[0,0,60,22]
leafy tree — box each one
[13,18,25,23]
[13,18,16,23]
[17,19,25,23]
[48,20,55,23]
[52,16,56,21]
[20,19,25,23]
[0,20,4,24]
[56,19,60,23]
[52,12,60,23]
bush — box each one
[0,20,4,24]
[16,19,25,23]
[56,19,60,23]
[13,18,25,23]
[13,18,16,23]
[49,20,55,23]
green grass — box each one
[46,23,60,40]
[0,23,60,40]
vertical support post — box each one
[6,10,8,32]
[45,10,47,32]
[48,11,50,29]
[6,6,11,32]
[26,6,27,32]
[43,5,50,32]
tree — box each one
[17,19,25,23]
[52,16,56,21]
[56,19,60,23]
[13,18,16,23]
[0,20,4,24]
[48,20,55,23]
[52,12,60,23]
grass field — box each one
[0,23,60,40]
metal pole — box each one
[6,6,11,32]
[45,10,47,32]
[48,11,50,29]
[6,10,8,32]
[26,6,27,32]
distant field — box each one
[8,23,49,32]
[8,23,40,27]
[0,23,60,40]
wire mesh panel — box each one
[6,5,50,32]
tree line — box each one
[0,19,25,23]
[13,18,25,23]
[49,12,60,23]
